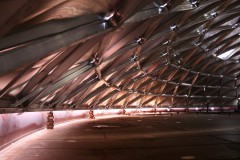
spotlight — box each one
[189,0,199,8]
[136,37,145,45]
[103,12,114,20]
[170,24,178,31]
[210,11,217,18]
[153,1,170,13]
[103,11,119,27]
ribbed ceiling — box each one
[0,0,239,112]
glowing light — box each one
[210,11,217,18]
[195,107,198,111]
[190,0,199,7]
[153,2,168,13]
[211,107,214,111]
[104,12,114,20]
[167,108,170,111]
[170,24,177,31]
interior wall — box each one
[0,111,47,149]
[0,110,93,149]
[0,109,126,150]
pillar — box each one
[89,110,95,119]
[122,108,126,115]
[47,111,54,129]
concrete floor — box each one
[1,113,240,160]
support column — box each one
[206,104,209,113]
[47,111,54,129]
[153,107,157,114]
[89,110,95,119]
[122,108,126,115]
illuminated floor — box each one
[1,113,240,160]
